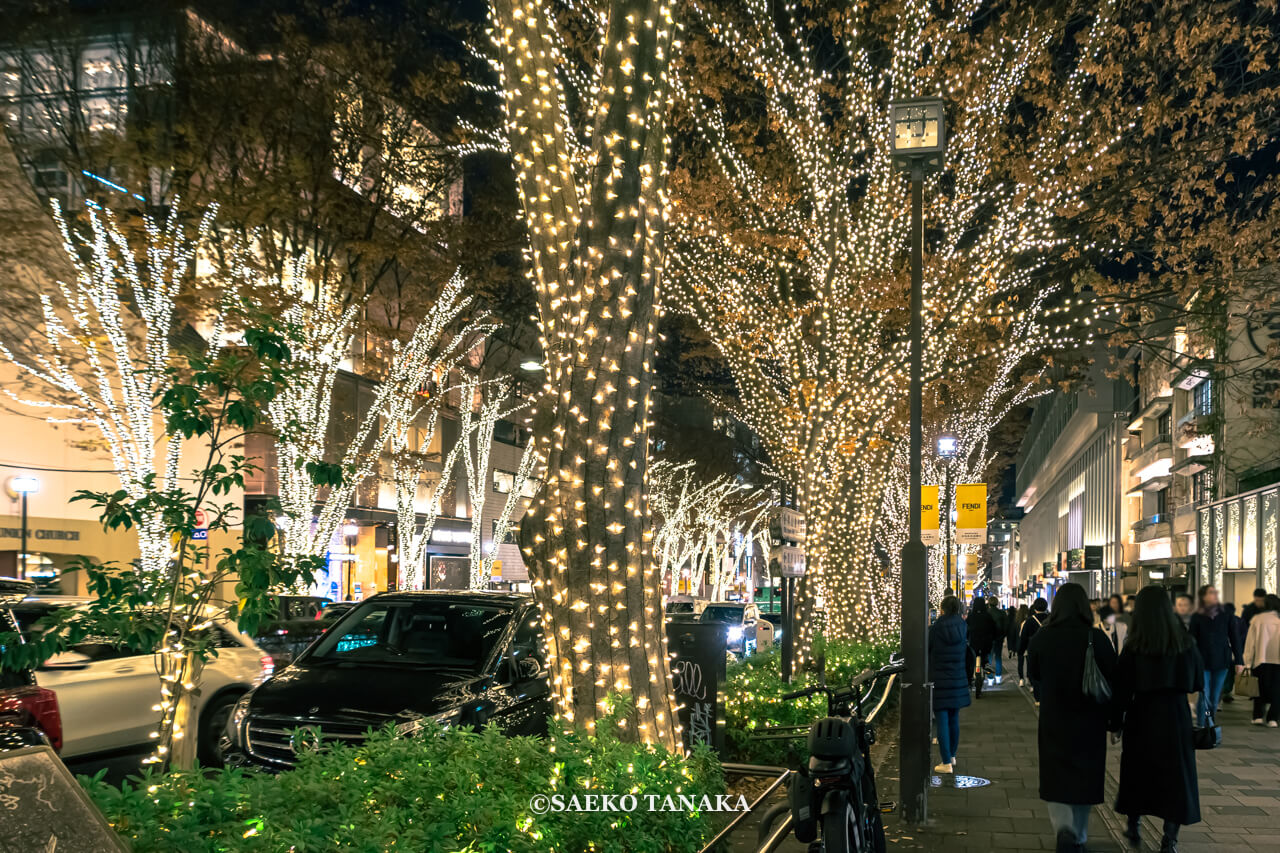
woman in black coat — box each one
[1027,583,1117,853]
[1019,598,1049,696]
[967,597,998,697]
[1111,586,1203,853]
[928,595,970,773]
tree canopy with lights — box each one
[668,0,1121,647]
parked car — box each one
[316,601,357,623]
[0,580,61,753]
[222,591,552,771]
[700,602,761,656]
[12,596,273,765]
[664,596,704,622]
[232,595,334,667]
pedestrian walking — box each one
[1111,585,1203,853]
[1242,594,1280,726]
[990,603,1008,683]
[967,597,998,697]
[1098,604,1127,654]
[928,595,970,773]
[1019,598,1049,697]
[1174,593,1194,629]
[1188,585,1243,726]
[1221,602,1243,704]
[1108,594,1131,631]
[1241,587,1269,632]
[1009,604,1027,668]
[1027,582,1117,853]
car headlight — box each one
[228,692,253,741]
[726,626,744,642]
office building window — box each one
[1192,379,1213,417]
[1156,410,1172,437]
[1155,487,1169,517]
[1191,470,1215,505]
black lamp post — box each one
[11,476,39,581]
[890,96,946,826]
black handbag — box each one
[1193,712,1222,750]
[1082,633,1112,704]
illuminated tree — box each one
[489,0,679,742]
[0,199,221,577]
[648,459,772,598]
[268,264,484,577]
[668,0,1120,647]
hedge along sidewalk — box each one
[84,711,725,853]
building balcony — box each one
[1131,513,1172,544]
[1131,435,1174,483]
[1173,503,1197,536]
[1127,393,1173,433]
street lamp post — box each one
[343,522,359,600]
[890,96,946,826]
[11,476,40,581]
[937,432,958,594]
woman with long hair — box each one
[1111,586,1203,852]
[967,596,998,697]
[928,595,970,773]
[1010,603,1028,676]
[1028,583,1117,853]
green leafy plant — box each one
[85,711,724,853]
[722,639,898,765]
[0,307,326,769]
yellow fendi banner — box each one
[921,485,940,546]
[955,483,988,545]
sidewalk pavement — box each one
[730,653,1280,852]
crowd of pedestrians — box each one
[926,583,1280,853]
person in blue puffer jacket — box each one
[928,595,971,773]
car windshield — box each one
[304,599,514,670]
[701,605,743,624]
[666,601,694,614]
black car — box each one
[0,580,62,753]
[222,591,551,770]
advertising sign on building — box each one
[1084,545,1104,572]
[921,484,940,546]
[955,483,988,544]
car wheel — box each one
[198,691,241,767]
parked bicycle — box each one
[756,658,905,853]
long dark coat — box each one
[1019,610,1048,653]
[967,609,999,656]
[928,613,972,712]
[1111,644,1203,825]
[1189,608,1242,671]
[1027,620,1117,804]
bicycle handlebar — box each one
[779,659,906,704]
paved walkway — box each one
[729,656,1280,852]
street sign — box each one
[490,560,503,579]
[194,508,207,528]
[771,508,806,544]
[191,528,208,541]
[329,581,339,600]
[921,484,940,546]
[777,545,806,577]
[955,483,987,544]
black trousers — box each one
[1253,663,1280,722]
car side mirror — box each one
[500,647,542,684]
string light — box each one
[491,0,681,746]
[667,0,1125,653]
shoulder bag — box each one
[1082,631,1112,704]
[1193,712,1222,750]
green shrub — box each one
[84,715,723,853]
[723,639,897,765]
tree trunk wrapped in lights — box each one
[669,0,1123,651]
[489,0,679,743]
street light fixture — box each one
[890,95,946,826]
[10,475,39,581]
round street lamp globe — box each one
[11,475,40,494]
[936,434,959,459]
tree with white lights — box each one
[669,0,1122,648]
[648,459,772,598]
[489,0,680,742]
[269,266,485,579]
[0,200,221,577]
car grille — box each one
[245,714,371,769]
